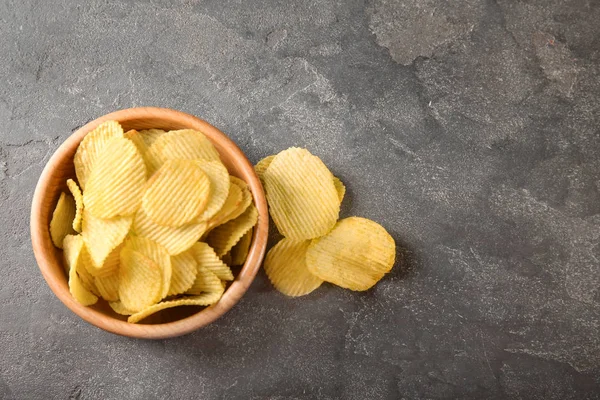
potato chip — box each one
[168,251,198,296]
[254,155,275,183]
[306,217,396,291]
[124,129,154,176]
[63,235,98,305]
[264,148,339,240]
[109,300,135,316]
[132,207,208,255]
[66,179,84,233]
[224,176,252,222]
[119,247,163,312]
[95,270,120,301]
[137,129,166,175]
[142,160,211,227]
[148,129,221,167]
[74,120,124,190]
[50,192,76,249]
[124,236,172,299]
[220,252,232,266]
[206,204,258,256]
[333,176,345,203]
[82,241,122,278]
[127,293,222,324]
[190,242,234,281]
[84,137,147,218]
[138,129,165,147]
[194,160,230,221]
[206,180,243,229]
[75,246,101,296]
[264,238,322,297]
[82,208,132,269]
[230,230,252,266]
[186,266,225,296]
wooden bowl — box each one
[30,107,268,339]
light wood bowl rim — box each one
[30,107,268,339]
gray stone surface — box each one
[1,0,600,398]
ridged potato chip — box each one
[190,242,233,281]
[76,247,100,296]
[194,160,230,221]
[220,252,232,266]
[306,217,395,291]
[264,148,339,240]
[63,235,98,306]
[50,192,76,249]
[206,179,243,229]
[333,176,345,203]
[206,204,258,256]
[264,238,322,297]
[136,129,166,175]
[224,176,252,222]
[124,236,172,299]
[142,159,211,227]
[119,247,163,312]
[124,129,154,176]
[84,137,147,218]
[132,207,208,255]
[186,266,224,296]
[149,129,220,165]
[82,208,132,269]
[109,300,135,316]
[168,251,198,296]
[230,230,252,266]
[74,120,124,190]
[82,242,122,278]
[138,129,165,147]
[128,293,222,324]
[254,155,275,183]
[66,179,84,232]
[95,270,120,302]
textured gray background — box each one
[1,0,600,399]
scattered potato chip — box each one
[82,208,132,269]
[168,251,198,296]
[306,217,395,291]
[254,155,275,183]
[186,266,225,296]
[263,148,339,240]
[124,236,172,299]
[142,160,211,227]
[149,129,220,169]
[207,179,243,229]
[194,160,230,221]
[127,293,222,324]
[333,176,345,203]
[50,192,77,249]
[230,230,252,266]
[133,207,208,255]
[95,270,120,302]
[84,137,147,218]
[264,238,322,297]
[206,204,258,256]
[74,120,124,190]
[190,242,234,281]
[66,179,84,232]
[63,235,98,305]
[119,247,163,312]
[109,300,135,316]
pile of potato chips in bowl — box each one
[48,121,259,324]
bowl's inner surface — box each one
[42,115,252,325]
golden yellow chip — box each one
[254,155,275,183]
[95,270,120,302]
[138,129,165,147]
[224,176,252,222]
[230,230,252,266]
[81,208,132,269]
[124,236,172,299]
[132,207,208,255]
[206,204,258,256]
[192,160,230,221]
[264,148,339,240]
[74,120,124,190]
[83,137,147,218]
[306,217,396,291]
[109,300,135,316]
[75,246,100,296]
[168,251,198,296]
[206,179,243,229]
[124,129,154,177]
[66,179,84,232]
[118,247,163,312]
[49,192,76,249]
[149,129,220,166]
[142,159,211,227]
[190,242,234,281]
[333,176,345,203]
[264,238,322,297]
[63,235,98,305]
[82,242,122,278]
[127,293,222,324]
[186,266,225,296]
[136,129,166,175]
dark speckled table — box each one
[1,0,600,399]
